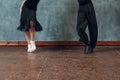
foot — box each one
[84,45,93,54]
[30,41,36,52]
[27,44,32,53]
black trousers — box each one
[77,2,98,49]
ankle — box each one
[27,43,30,48]
[30,40,36,48]
[31,40,35,43]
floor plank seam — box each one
[36,56,49,80]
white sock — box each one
[27,44,32,52]
[30,40,36,51]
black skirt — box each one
[17,5,43,32]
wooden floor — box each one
[0,46,120,80]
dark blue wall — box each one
[0,0,120,41]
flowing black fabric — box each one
[17,5,42,32]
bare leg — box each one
[24,21,36,52]
[30,27,35,41]
[25,31,31,44]
[29,21,36,52]
[25,31,33,52]
[30,21,36,41]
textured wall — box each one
[0,0,120,41]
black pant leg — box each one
[76,6,89,45]
[87,3,98,49]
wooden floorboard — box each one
[0,46,119,80]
